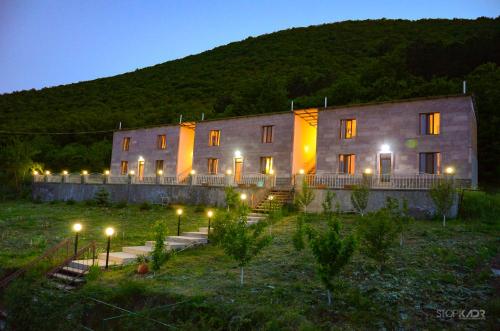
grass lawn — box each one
[1,201,499,329]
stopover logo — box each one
[436,309,486,320]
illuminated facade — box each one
[110,95,477,187]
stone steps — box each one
[98,251,137,264]
[122,245,154,255]
[144,241,187,250]
[181,231,208,238]
[166,235,207,244]
[50,272,85,284]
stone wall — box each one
[304,188,457,218]
[32,183,269,208]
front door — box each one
[234,158,243,184]
[379,153,391,182]
[138,161,145,181]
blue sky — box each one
[0,0,498,94]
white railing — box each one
[109,176,128,184]
[300,173,471,190]
[193,174,226,186]
[238,174,269,187]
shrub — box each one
[357,209,398,270]
[459,190,500,223]
[322,190,337,221]
[295,179,315,213]
[307,219,356,305]
[429,179,455,226]
[94,188,110,207]
[151,221,170,271]
[224,186,239,210]
[139,201,152,211]
[114,200,128,209]
[351,184,370,216]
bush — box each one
[351,184,370,216]
[139,201,152,211]
[94,188,110,207]
[429,180,456,226]
[357,209,398,270]
[459,190,500,223]
[151,221,170,271]
[114,200,128,209]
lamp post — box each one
[105,227,114,269]
[268,195,274,211]
[176,208,183,236]
[72,223,82,255]
[207,210,214,239]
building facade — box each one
[109,95,477,187]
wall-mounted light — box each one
[190,169,196,175]
[234,150,242,158]
[129,170,135,175]
[304,145,310,153]
[445,166,455,175]
[364,168,372,175]
[138,156,145,162]
[299,169,305,175]
[157,170,163,175]
[226,169,233,175]
[380,144,391,153]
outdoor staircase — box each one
[252,190,293,214]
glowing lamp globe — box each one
[105,227,114,236]
[73,223,82,232]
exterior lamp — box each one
[207,210,214,238]
[299,169,305,175]
[176,208,183,236]
[445,167,455,175]
[364,168,372,175]
[129,170,135,175]
[33,171,39,176]
[269,169,274,175]
[104,227,114,269]
[190,169,196,175]
[104,170,110,175]
[72,223,82,255]
[304,145,309,153]
[226,169,232,175]
[234,150,242,158]
[157,169,163,176]
[45,170,51,175]
[380,144,391,153]
[82,170,88,175]
[268,195,274,209]
[62,170,69,175]
[240,193,247,201]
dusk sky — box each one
[1,0,499,94]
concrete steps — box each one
[181,231,208,238]
[98,251,137,265]
[122,245,154,255]
[166,235,207,244]
[144,241,187,250]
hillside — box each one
[0,18,499,188]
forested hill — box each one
[1,18,499,187]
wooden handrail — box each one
[46,241,96,276]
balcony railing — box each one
[34,173,472,190]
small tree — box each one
[429,180,455,227]
[94,188,110,206]
[224,186,239,211]
[383,197,413,247]
[351,184,369,216]
[213,209,271,285]
[322,190,337,221]
[295,179,315,213]
[307,219,356,305]
[151,221,170,271]
[357,210,398,270]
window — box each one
[338,154,355,174]
[419,152,441,174]
[262,125,274,143]
[155,160,164,173]
[122,137,130,151]
[419,113,440,135]
[340,119,356,139]
[260,157,273,174]
[120,161,128,175]
[209,130,220,146]
[207,158,219,174]
[157,135,166,149]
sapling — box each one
[295,179,315,213]
[307,219,356,305]
[151,221,170,271]
[430,179,455,227]
[351,184,369,216]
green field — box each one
[0,199,499,329]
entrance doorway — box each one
[234,158,243,184]
[138,160,145,181]
[379,153,392,182]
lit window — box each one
[157,135,166,149]
[340,119,356,139]
[339,154,355,174]
[260,157,273,174]
[419,113,440,135]
[419,152,441,174]
[208,158,219,174]
[122,137,130,151]
[120,161,128,175]
[155,160,164,173]
[262,126,274,143]
[209,130,220,146]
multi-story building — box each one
[109,94,477,188]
